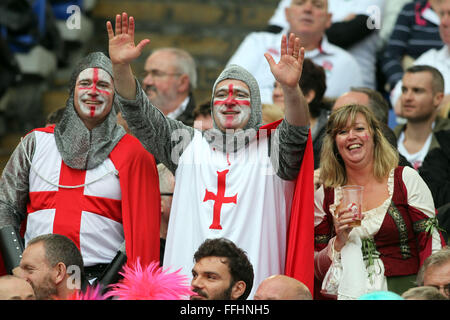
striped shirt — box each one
[381,0,443,89]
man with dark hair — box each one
[333,86,390,125]
[190,238,254,300]
[394,65,450,169]
[17,234,85,300]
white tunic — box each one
[163,130,295,298]
[26,130,124,266]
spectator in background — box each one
[141,47,197,126]
[193,99,213,131]
[390,0,450,115]
[333,87,389,125]
[266,0,382,89]
[190,238,254,300]
[0,275,35,300]
[227,0,363,104]
[273,58,328,168]
[393,65,450,170]
[416,247,450,298]
[17,234,85,300]
[377,0,413,50]
[402,285,448,300]
[254,274,312,300]
[382,0,443,91]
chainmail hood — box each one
[205,64,263,153]
[54,52,125,170]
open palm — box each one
[107,12,150,65]
[264,33,305,88]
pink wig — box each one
[104,259,193,300]
[66,285,105,300]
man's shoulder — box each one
[393,123,406,137]
[434,117,450,132]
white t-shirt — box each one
[397,130,433,170]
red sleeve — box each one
[109,134,161,267]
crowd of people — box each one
[0,0,449,301]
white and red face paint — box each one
[75,68,114,119]
[213,81,251,131]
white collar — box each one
[166,96,190,119]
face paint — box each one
[76,68,113,118]
[213,83,251,130]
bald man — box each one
[0,275,35,300]
[254,275,312,300]
[332,87,390,125]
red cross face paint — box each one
[74,67,114,128]
[213,80,251,131]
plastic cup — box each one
[341,185,363,227]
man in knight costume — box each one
[0,52,161,281]
[107,13,313,298]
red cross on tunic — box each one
[26,160,122,249]
[203,169,237,230]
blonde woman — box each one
[314,104,445,300]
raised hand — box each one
[264,33,305,88]
[106,12,150,65]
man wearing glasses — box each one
[417,246,450,298]
[142,47,198,127]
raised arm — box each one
[264,33,309,127]
[106,13,194,173]
[106,12,150,100]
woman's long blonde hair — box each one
[320,104,399,188]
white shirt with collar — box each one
[390,45,450,107]
[268,0,384,89]
[166,96,190,120]
[227,30,364,104]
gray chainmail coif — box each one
[205,64,263,153]
[54,52,125,170]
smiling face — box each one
[212,79,251,131]
[74,67,114,130]
[19,242,57,300]
[335,112,374,168]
